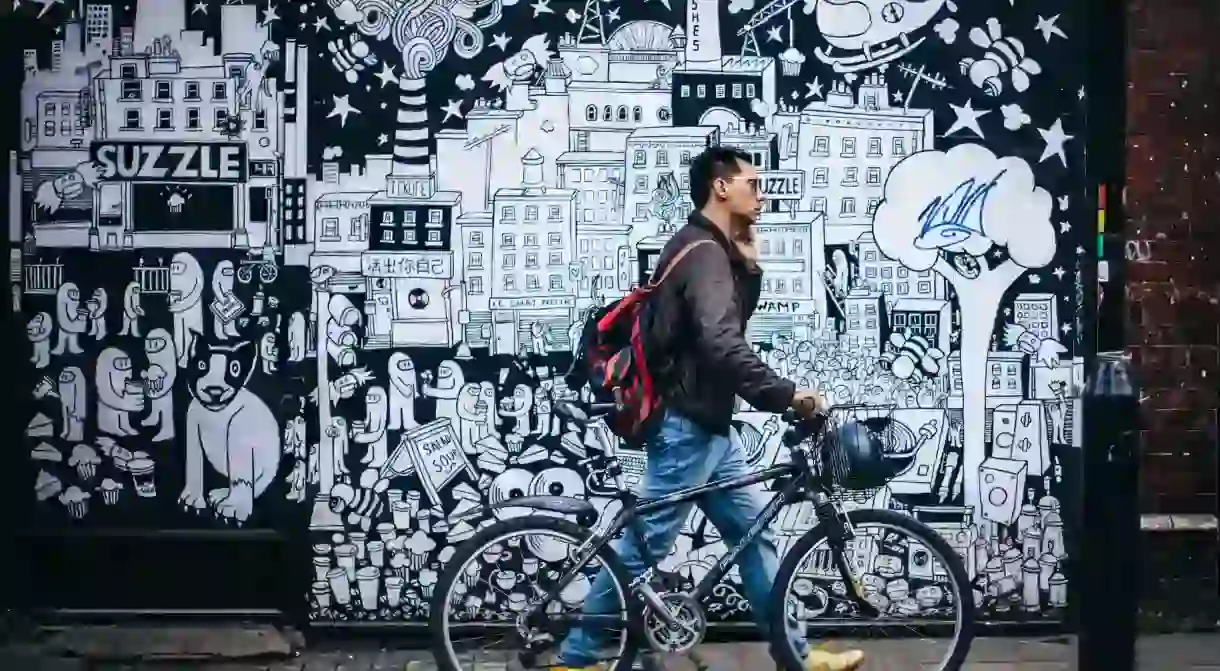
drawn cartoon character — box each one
[96,346,145,437]
[258,331,278,374]
[119,281,143,337]
[33,160,101,214]
[352,386,389,468]
[455,383,485,453]
[57,366,87,442]
[27,311,53,368]
[287,311,306,362]
[50,282,86,356]
[808,0,949,72]
[960,18,1042,96]
[528,321,552,356]
[423,360,465,420]
[86,287,108,340]
[329,468,389,532]
[211,261,241,340]
[179,338,281,524]
[534,382,557,437]
[168,252,205,368]
[498,384,533,438]
[140,328,177,442]
[387,352,419,430]
[327,417,351,480]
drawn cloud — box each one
[934,18,959,43]
[1000,103,1031,130]
[749,98,774,120]
[455,74,475,91]
[872,143,1055,271]
[728,0,756,14]
[322,146,344,160]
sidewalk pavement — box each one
[4,633,1220,670]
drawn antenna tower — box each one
[577,0,606,44]
[897,62,948,111]
[737,0,802,57]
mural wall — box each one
[13,0,1086,624]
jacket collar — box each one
[688,211,760,275]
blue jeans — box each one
[559,410,809,666]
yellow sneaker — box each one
[803,648,865,671]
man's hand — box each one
[791,389,827,418]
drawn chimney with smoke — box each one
[685,0,722,70]
[385,71,437,200]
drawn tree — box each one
[871,143,1056,519]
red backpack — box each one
[565,240,713,444]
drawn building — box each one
[797,73,934,245]
[454,211,494,347]
[746,210,826,343]
[854,232,945,302]
[556,150,630,302]
[1013,292,1060,340]
[841,287,888,353]
[890,297,952,354]
[85,3,114,52]
[489,149,577,354]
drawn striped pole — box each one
[393,75,430,174]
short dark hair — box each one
[688,145,754,209]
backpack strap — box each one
[646,239,715,289]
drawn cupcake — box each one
[98,478,124,505]
[390,552,410,580]
[417,566,438,599]
[406,530,436,571]
[779,47,806,76]
[58,486,91,519]
[69,444,101,481]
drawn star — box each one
[492,33,511,51]
[1060,322,1073,336]
[606,7,620,23]
[1075,246,1085,256]
[1037,118,1073,166]
[261,3,280,25]
[374,62,397,88]
[1028,274,1041,285]
[1052,266,1066,280]
[441,98,464,122]
[1059,221,1071,234]
[944,99,989,138]
[192,0,208,14]
[892,90,904,104]
[1035,14,1067,42]
[377,133,389,146]
[766,25,783,43]
[1078,86,1086,100]
[530,0,553,17]
[313,15,330,32]
[327,94,360,127]
[804,77,823,99]
[564,7,579,23]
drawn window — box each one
[680,150,691,166]
[867,137,882,157]
[380,210,394,224]
[865,318,877,329]
[865,303,877,316]
[43,120,54,136]
[404,229,417,244]
[881,267,892,279]
[746,83,755,98]
[841,138,856,157]
[527,274,540,290]
[154,80,171,100]
[634,203,648,219]
[866,167,882,184]
[186,108,200,129]
[580,239,590,253]
[501,233,515,248]
[897,268,909,278]
[122,108,141,130]
[761,240,770,254]
[212,81,226,100]
[119,64,137,79]
[841,197,856,215]
[156,108,172,130]
[381,229,394,243]
[632,106,643,122]
[321,217,340,240]
[254,109,267,130]
[917,281,932,293]
[867,197,880,215]
[897,282,909,295]
[813,136,829,156]
[696,84,707,98]
[350,215,366,241]
[793,238,803,255]
[469,277,483,294]
[585,105,597,122]
[548,205,562,220]
[603,105,612,121]
[428,209,443,225]
[680,84,690,98]
[548,232,561,246]
[811,197,826,213]
[732,83,742,98]
[657,106,671,122]
[842,167,858,186]
[893,137,906,156]
[776,279,786,294]
[469,252,483,269]
[470,231,484,246]
[502,253,515,269]
[504,276,515,290]
[121,80,141,100]
[525,252,538,268]
[214,108,228,129]
[550,274,563,290]
[656,150,668,167]
[524,233,538,247]
[681,174,690,190]
[633,150,646,168]
[812,168,828,186]
[520,206,535,222]
[794,278,803,293]
[715,84,726,98]
[500,205,515,221]
[634,175,648,193]
[864,251,877,261]
[549,252,563,266]
[185,81,200,100]
[617,106,627,121]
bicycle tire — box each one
[767,508,975,671]
[430,515,643,671]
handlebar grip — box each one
[587,402,619,416]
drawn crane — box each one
[577,0,606,45]
[737,0,803,57]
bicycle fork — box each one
[811,493,880,618]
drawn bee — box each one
[327,34,379,85]
[329,468,389,531]
[958,18,1042,96]
[880,331,945,380]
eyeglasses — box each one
[719,176,761,193]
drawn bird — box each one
[959,18,1042,96]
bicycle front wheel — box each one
[768,508,975,671]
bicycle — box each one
[431,400,975,671]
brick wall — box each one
[1125,0,1220,625]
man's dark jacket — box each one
[644,212,796,434]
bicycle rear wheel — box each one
[430,515,641,671]
[768,508,975,671]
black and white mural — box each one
[13,0,1084,624]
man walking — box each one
[557,146,865,671]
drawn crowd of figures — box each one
[13,0,1082,624]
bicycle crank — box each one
[642,593,706,654]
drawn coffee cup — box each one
[492,569,523,591]
[507,592,528,612]
[481,543,507,564]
